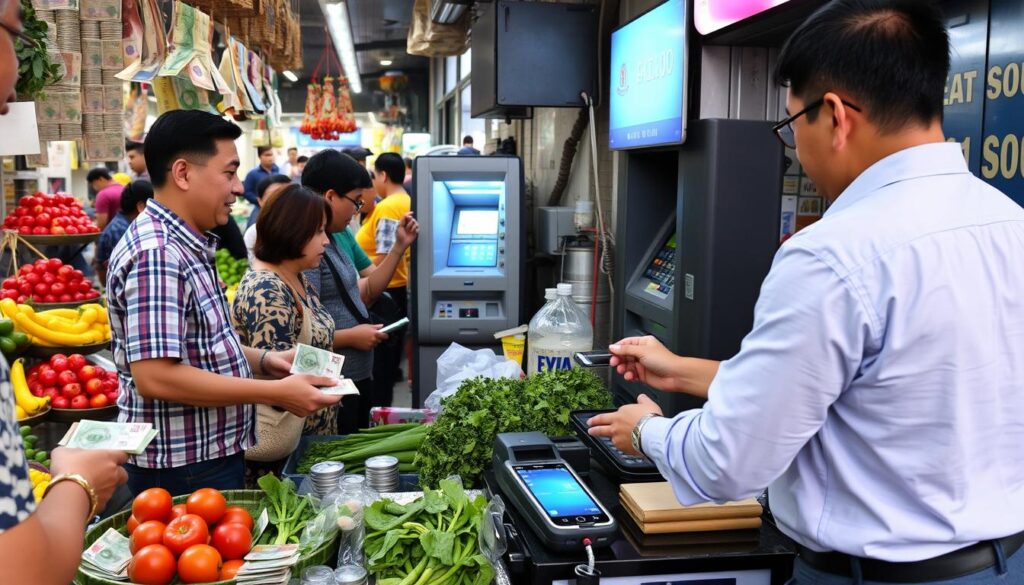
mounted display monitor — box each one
[609,0,688,150]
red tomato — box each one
[169,503,188,521]
[57,370,77,387]
[50,226,65,235]
[219,558,244,580]
[72,292,85,301]
[186,488,227,526]
[77,365,99,381]
[23,272,40,286]
[126,514,140,534]
[2,277,16,289]
[105,390,119,404]
[46,258,62,272]
[58,293,72,302]
[60,383,81,398]
[132,488,173,523]
[67,353,86,371]
[85,290,100,300]
[128,544,176,585]
[163,514,209,557]
[177,544,222,584]
[70,395,89,409]
[41,273,56,285]
[89,394,109,408]
[130,520,167,555]
[219,506,254,531]
[77,281,93,294]
[51,395,69,409]
[65,226,79,235]
[210,522,251,560]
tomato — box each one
[128,544,176,585]
[130,520,167,554]
[220,506,254,531]
[65,226,79,235]
[177,544,222,584]
[70,395,89,409]
[72,292,85,301]
[85,378,104,396]
[67,353,86,371]
[132,488,173,523]
[46,258,62,272]
[169,504,188,521]
[77,365,99,381]
[127,514,140,534]
[57,370,77,387]
[23,272,39,286]
[219,558,244,580]
[85,290,100,300]
[89,394,109,408]
[77,281,92,294]
[210,522,251,560]
[61,383,82,398]
[186,488,227,525]
[164,514,209,557]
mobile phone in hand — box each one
[574,351,613,367]
[379,317,410,334]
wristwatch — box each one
[631,413,661,455]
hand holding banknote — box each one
[50,448,129,513]
[273,375,343,416]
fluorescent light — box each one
[319,0,362,94]
[282,70,298,82]
[430,0,471,24]
[380,59,393,67]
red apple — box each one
[70,395,89,409]
[28,383,43,398]
[50,282,65,296]
[50,355,69,372]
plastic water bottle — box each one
[527,283,594,375]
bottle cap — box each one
[557,283,573,296]
[544,287,557,300]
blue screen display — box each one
[609,0,687,150]
[448,242,498,267]
[516,466,602,518]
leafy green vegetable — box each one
[256,474,315,546]
[297,424,428,473]
[15,0,61,100]
[415,368,612,487]
[364,480,496,585]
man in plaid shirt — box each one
[107,111,341,495]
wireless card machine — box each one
[493,432,617,551]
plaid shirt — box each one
[107,200,254,469]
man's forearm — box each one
[243,345,267,375]
[130,359,276,406]
[675,357,720,398]
[366,249,402,301]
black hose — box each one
[547,107,589,208]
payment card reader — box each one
[493,432,617,551]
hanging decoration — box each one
[299,27,357,140]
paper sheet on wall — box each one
[0,103,42,156]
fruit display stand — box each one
[2,193,102,265]
[0,231,103,307]
[76,491,341,585]
[26,354,120,423]
[25,340,110,358]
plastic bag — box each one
[425,343,523,412]
[478,495,508,564]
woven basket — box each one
[74,490,338,585]
[187,0,256,17]
[272,0,289,55]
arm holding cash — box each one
[0,448,128,584]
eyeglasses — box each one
[772,97,862,149]
[341,193,363,211]
[0,19,37,49]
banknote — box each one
[291,343,345,379]
[81,528,131,575]
[60,420,157,454]
[244,543,298,561]
[320,378,359,397]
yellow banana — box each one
[15,313,97,346]
[0,298,18,321]
[37,308,79,320]
[15,404,26,419]
[12,358,48,415]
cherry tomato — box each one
[219,506,254,531]
[130,520,167,555]
[126,514,140,534]
[132,487,172,523]
[177,544,222,584]
[128,544,176,585]
[186,488,226,525]
[210,522,251,560]
[163,514,210,557]
[169,503,188,521]
[219,559,244,580]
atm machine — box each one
[410,156,525,406]
[614,118,783,415]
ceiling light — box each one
[282,70,299,82]
[430,0,471,24]
[380,59,393,67]
[319,0,363,93]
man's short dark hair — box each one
[145,111,242,188]
[462,135,474,145]
[775,0,949,133]
[125,140,144,153]
[257,145,273,156]
[297,155,309,164]
[342,147,372,162]
[256,174,291,202]
[120,180,154,216]
[374,153,405,186]
[303,150,372,197]
[86,168,112,183]
[287,147,298,153]
[254,184,333,264]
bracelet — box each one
[258,350,269,376]
[631,413,661,455]
[43,473,98,520]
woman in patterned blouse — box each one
[232,185,342,477]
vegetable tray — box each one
[282,434,421,491]
[75,490,338,585]
[19,233,100,246]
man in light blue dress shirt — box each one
[590,1,1024,583]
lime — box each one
[19,426,30,437]
[42,459,50,468]
[0,337,16,355]
[10,332,28,348]
[25,448,35,459]
[0,319,13,336]
[34,451,47,463]
[24,435,37,446]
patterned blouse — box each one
[231,270,338,436]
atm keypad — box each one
[644,245,676,294]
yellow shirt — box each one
[357,192,411,289]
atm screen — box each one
[456,209,499,236]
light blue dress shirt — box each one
[643,142,1024,562]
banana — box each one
[12,358,48,415]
